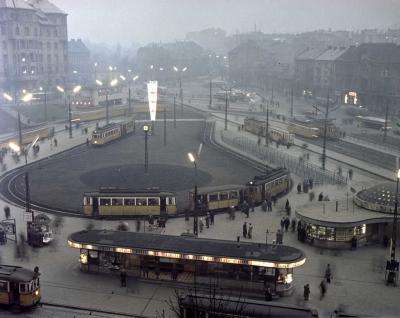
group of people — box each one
[242,222,254,239]
[303,264,332,301]
[297,178,314,194]
[199,211,215,232]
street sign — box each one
[23,212,33,222]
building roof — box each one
[316,46,347,61]
[68,230,306,268]
[0,0,34,10]
[28,0,65,14]
[69,39,90,54]
[338,43,400,63]
[295,47,326,61]
[354,182,399,214]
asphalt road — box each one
[8,109,258,214]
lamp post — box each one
[129,75,139,116]
[265,102,269,147]
[39,86,47,122]
[163,108,167,146]
[188,152,198,236]
[209,79,212,109]
[9,136,39,244]
[57,85,81,138]
[173,95,177,128]
[96,78,118,124]
[387,169,400,284]
[143,124,149,173]
[173,66,187,115]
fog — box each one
[52,0,400,45]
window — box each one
[112,198,123,206]
[208,193,219,201]
[100,198,111,206]
[84,197,91,205]
[124,198,135,206]
[24,27,29,36]
[229,191,238,199]
[219,192,229,200]
[16,26,20,36]
[136,198,147,206]
[0,281,9,292]
[167,197,175,205]
[148,198,160,206]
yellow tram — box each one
[0,265,40,308]
[92,120,135,146]
[83,188,177,217]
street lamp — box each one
[127,74,139,116]
[96,78,118,124]
[9,135,39,244]
[173,66,187,114]
[143,124,149,173]
[39,86,48,122]
[57,85,81,138]
[188,152,198,236]
[387,168,400,284]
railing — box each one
[220,130,347,185]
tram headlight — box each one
[35,289,39,296]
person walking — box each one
[243,222,248,238]
[319,280,327,300]
[304,284,310,301]
[285,199,290,211]
[284,217,290,232]
[280,218,285,232]
[205,215,210,228]
[325,264,332,283]
[267,200,272,211]
[210,211,214,225]
[199,218,204,233]
[120,268,127,287]
[248,223,253,239]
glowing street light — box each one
[133,75,139,81]
[119,75,126,81]
[21,92,33,103]
[56,85,65,93]
[3,93,13,101]
[95,79,103,86]
[110,78,118,87]
[188,152,195,163]
[72,85,81,94]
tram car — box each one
[287,122,319,139]
[190,168,291,212]
[0,265,40,308]
[83,188,177,217]
[92,119,135,146]
[244,117,294,146]
[189,184,244,212]
[1,125,55,148]
[246,168,290,203]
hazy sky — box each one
[52,0,400,45]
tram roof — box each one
[68,230,306,268]
[93,122,121,133]
[0,265,36,282]
[191,184,244,195]
[248,168,289,186]
[84,188,176,197]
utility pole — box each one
[173,95,176,128]
[321,94,329,170]
[105,91,109,125]
[209,79,212,109]
[17,111,22,147]
[290,86,294,117]
[68,95,72,138]
[384,100,389,142]
[225,89,228,130]
[44,89,48,122]
[180,78,183,115]
[265,103,269,147]
[128,85,132,116]
[163,108,167,146]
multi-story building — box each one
[68,39,92,85]
[0,0,67,95]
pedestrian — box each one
[205,215,210,228]
[284,217,290,232]
[199,218,204,233]
[280,218,285,232]
[54,138,58,147]
[210,211,214,225]
[351,236,357,249]
[318,192,324,201]
[86,138,89,146]
[250,198,255,212]
[261,200,268,212]
[265,287,273,301]
[276,229,283,244]
[285,199,290,211]
[309,178,314,189]
[304,284,310,301]
[245,205,250,218]
[248,223,253,239]
[325,264,332,283]
[243,222,247,238]
[291,219,297,232]
[120,268,127,287]
[297,183,302,193]
[267,200,272,211]
[319,280,327,300]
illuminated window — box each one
[208,193,218,202]
[229,191,238,199]
[148,198,160,206]
[219,192,229,200]
[136,198,147,206]
[112,198,123,206]
[124,198,135,206]
[100,198,111,206]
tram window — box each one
[19,283,26,293]
[0,281,9,292]
[84,197,91,205]
[219,192,229,200]
[229,191,238,199]
[148,198,160,206]
[100,198,111,206]
[167,197,175,205]
[208,193,219,201]
[124,198,135,206]
[112,198,123,206]
[136,198,147,206]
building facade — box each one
[68,39,92,86]
[0,0,67,95]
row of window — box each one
[6,39,67,51]
[307,224,367,241]
[19,278,39,293]
[207,190,239,202]
[93,128,120,139]
[10,25,66,38]
[85,197,176,206]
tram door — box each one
[160,197,166,215]
[92,197,99,216]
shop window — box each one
[100,198,111,206]
[219,192,229,200]
[136,198,147,206]
[112,198,123,206]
